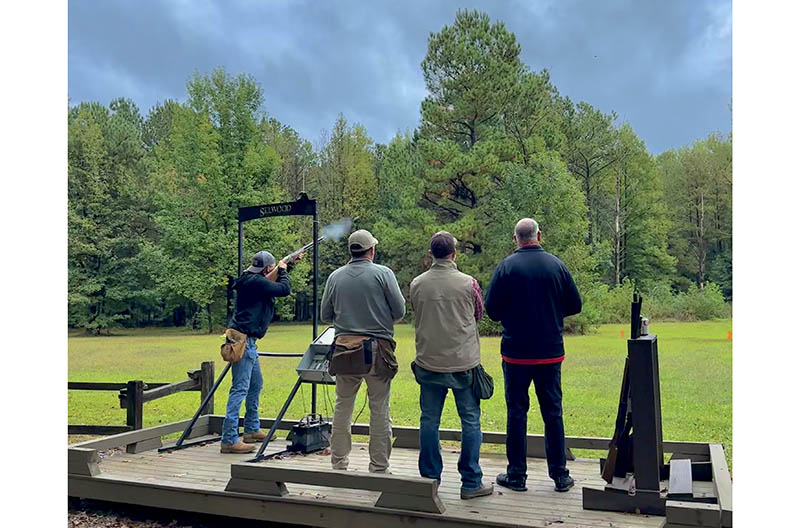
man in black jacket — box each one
[221,250,293,454]
[484,218,582,492]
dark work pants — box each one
[502,361,568,480]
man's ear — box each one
[537,231,542,242]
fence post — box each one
[200,361,215,415]
[126,380,144,430]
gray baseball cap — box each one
[348,229,378,251]
[246,250,276,273]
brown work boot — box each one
[242,431,276,444]
[220,441,256,454]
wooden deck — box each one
[68,417,725,528]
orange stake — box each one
[620,330,625,339]
[727,331,732,340]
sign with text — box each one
[238,198,316,222]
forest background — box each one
[67,10,732,335]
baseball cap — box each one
[348,229,379,251]
[246,250,276,273]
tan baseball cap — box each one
[348,229,378,251]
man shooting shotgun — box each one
[220,246,306,454]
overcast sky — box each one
[68,0,731,154]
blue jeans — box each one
[418,383,483,490]
[222,337,263,444]
[502,361,568,480]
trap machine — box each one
[161,193,337,457]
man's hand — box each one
[265,263,284,282]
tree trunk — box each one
[696,193,706,289]
[613,166,622,286]
[206,304,213,334]
[584,162,594,246]
[226,276,234,324]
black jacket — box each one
[228,270,291,339]
[484,246,582,360]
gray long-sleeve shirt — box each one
[320,258,406,342]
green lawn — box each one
[68,320,732,465]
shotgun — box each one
[602,357,632,483]
[264,236,327,282]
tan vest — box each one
[410,259,480,373]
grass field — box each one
[68,320,732,465]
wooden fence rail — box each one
[68,361,215,436]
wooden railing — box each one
[68,361,215,436]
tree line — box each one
[68,10,731,335]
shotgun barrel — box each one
[282,236,327,262]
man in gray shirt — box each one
[321,229,405,473]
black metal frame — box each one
[161,194,322,453]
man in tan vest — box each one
[409,231,493,499]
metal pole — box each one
[250,378,304,461]
[312,202,319,416]
[312,203,319,340]
[163,362,232,451]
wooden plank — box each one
[69,382,130,391]
[709,444,732,527]
[582,486,666,516]
[229,461,444,514]
[141,379,199,403]
[126,436,163,454]
[375,491,446,514]
[95,457,662,527]
[230,463,437,497]
[72,382,171,391]
[102,443,669,523]
[225,477,288,496]
[69,416,209,450]
[68,447,100,476]
[206,416,709,455]
[68,425,133,435]
[670,452,712,463]
[666,500,721,527]
[68,475,518,528]
[668,459,693,498]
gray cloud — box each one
[68,0,731,153]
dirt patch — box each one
[68,499,299,528]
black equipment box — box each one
[288,415,331,454]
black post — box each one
[312,203,319,415]
[628,334,664,492]
[312,204,319,339]
[126,380,144,430]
